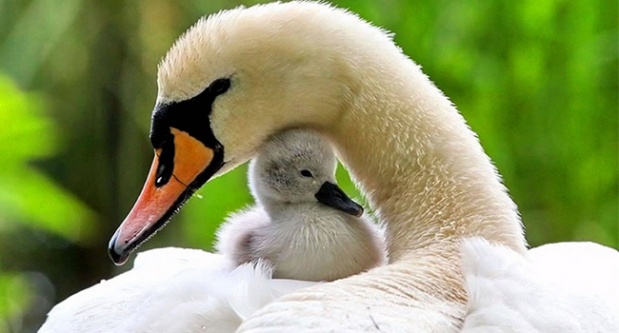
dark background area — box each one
[0,0,617,332]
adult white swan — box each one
[106,1,524,330]
[48,1,618,332]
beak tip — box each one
[355,207,364,217]
[108,230,130,266]
[108,246,130,266]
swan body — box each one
[39,248,317,333]
[462,238,619,332]
[216,129,386,281]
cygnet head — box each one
[249,129,363,217]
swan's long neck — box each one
[328,48,526,261]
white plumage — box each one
[462,238,619,332]
[39,248,315,333]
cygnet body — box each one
[216,129,386,282]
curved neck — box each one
[326,54,526,261]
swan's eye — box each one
[154,137,175,187]
[209,78,231,96]
[300,170,313,178]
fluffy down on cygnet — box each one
[216,129,386,282]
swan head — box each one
[249,129,363,217]
[108,2,385,264]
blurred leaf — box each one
[0,168,96,241]
[0,79,57,163]
[0,0,82,85]
[0,74,96,242]
[0,272,31,333]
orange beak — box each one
[108,128,221,265]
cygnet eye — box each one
[300,170,313,178]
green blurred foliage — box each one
[0,75,95,332]
[0,76,95,241]
[0,274,30,333]
[0,0,616,332]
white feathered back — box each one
[461,238,619,332]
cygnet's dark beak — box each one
[315,182,364,217]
